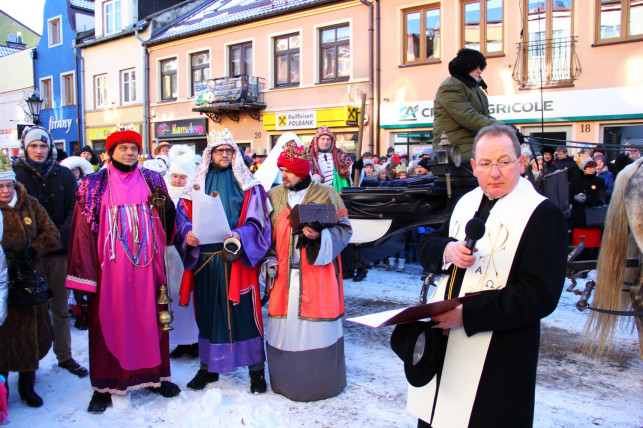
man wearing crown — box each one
[66,128,179,413]
[262,137,352,401]
[175,129,271,394]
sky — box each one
[0,0,46,35]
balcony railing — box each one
[512,36,581,88]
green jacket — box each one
[432,76,503,161]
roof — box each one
[70,0,95,12]
[147,0,341,45]
[0,45,24,57]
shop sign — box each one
[48,116,73,134]
[88,124,141,140]
[155,119,207,138]
[380,86,643,128]
[276,110,317,130]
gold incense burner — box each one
[156,284,174,332]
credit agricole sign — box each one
[380,86,643,128]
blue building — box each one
[34,0,94,155]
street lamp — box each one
[26,92,44,125]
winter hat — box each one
[167,145,197,178]
[593,154,606,164]
[448,48,487,76]
[77,145,94,156]
[277,140,311,179]
[421,147,433,157]
[106,129,143,155]
[363,158,374,168]
[418,157,432,171]
[22,126,52,150]
[0,152,15,182]
[581,158,597,170]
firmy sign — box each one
[48,117,73,134]
[380,86,643,128]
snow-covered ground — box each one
[6,263,643,427]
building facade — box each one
[35,0,94,155]
[378,0,643,159]
[145,0,368,156]
[77,0,206,156]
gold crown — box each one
[0,152,12,174]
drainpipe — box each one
[73,41,85,148]
[135,27,150,154]
[375,0,380,154]
[359,0,374,154]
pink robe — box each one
[97,167,166,370]
[67,165,171,394]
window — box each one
[275,33,300,87]
[461,1,503,54]
[596,0,643,43]
[48,16,62,47]
[160,58,178,101]
[121,69,136,104]
[319,25,350,82]
[62,73,75,106]
[229,42,252,76]
[190,51,210,96]
[402,5,440,65]
[104,0,122,34]
[95,74,108,108]
[515,0,576,87]
[41,78,53,109]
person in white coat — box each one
[163,145,200,358]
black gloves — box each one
[292,221,325,250]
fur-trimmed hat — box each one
[167,145,197,178]
[448,48,487,76]
[60,156,94,178]
[106,129,143,155]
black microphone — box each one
[464,218,486,253]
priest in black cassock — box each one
[415,124,567,428]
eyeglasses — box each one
[476,158,518,171]
[213,148,235,155]
[0,183,14,190]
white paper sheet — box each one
[192,189,232,244]
[346,309,406,328]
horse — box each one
[581,157,643,359]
